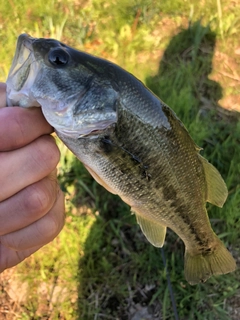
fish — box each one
[6,34,236,285]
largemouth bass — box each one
[6,34,236,285]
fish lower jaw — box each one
[55,128,99,139]
[6,89,40,108]
[54,121,116,139]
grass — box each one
[0,0,240,319]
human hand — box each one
[0,82,65,272]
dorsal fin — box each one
[198,154,228,207]
[135,214,167,247]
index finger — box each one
[0,83,53,151]
[0,107,54,151]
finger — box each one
[0,135,60,202]
[0,188,65,251]
[0,107,53,151]
[0,83,6,108]
[0,171,59,235]
[0,244,43,273]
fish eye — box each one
[48,48,69,66]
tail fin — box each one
[184,237,236,285]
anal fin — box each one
[135,214,167,247]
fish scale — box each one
[91,118,207,252]
[6,34,236,284]
[62,102,212,248]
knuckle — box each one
[32,136,60,172]
[10,111,26,146]
[1,233,22,251]
[39,191,65,240]
[24,183,53,215]
[46,215,60,238]
[37,215,60,242]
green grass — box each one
[0,0,240,319]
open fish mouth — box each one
[6,34,118,138]
[7,34,41,108]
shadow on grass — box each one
[75,21,240,320]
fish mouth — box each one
[6,34,118,138]
[6,34,40,107]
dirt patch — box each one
[211,46,240,112]
[0,267,24,319]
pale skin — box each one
[0,82,65,272]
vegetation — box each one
[0,0,239,319]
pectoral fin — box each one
[198,155,228,207]
[135,214,166,247]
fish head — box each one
[6,34,118,138]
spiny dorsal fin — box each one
[135,214,167,247]
[198,154,228,207]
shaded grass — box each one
[0,0,240,319]
[73,18,240,320]
[146,21,240,242]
